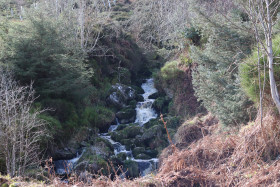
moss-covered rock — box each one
[144,149,158,158]
[132,147,146,157]
[144,118,160,129]
[141,125,163,145]
[120,139,135,150]
[116,107,136,124]
[148,92,160,99]
[123,160,139,178]
[74,145,114,176]
[111,124,142,142]
[117,152,127,161]
[152,96,171,114]
[116,124,128,131]
[107,84,137,109]
[135,154,152,160]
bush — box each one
[81,106,115,132]
[240,34,280,105]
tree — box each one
[0,68,47,177]
[128,0,190,54]
[1,13,93,100]
[241,0,280,115]
[190,2,255,126]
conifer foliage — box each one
[191,8,255,126]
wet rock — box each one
[148,92,160,99]
[135,94,144,102]
[52,148,76,160]
[135,153,152,160]
[107,84,136,109]
[111,125,142,142]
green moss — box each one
[123,160,139,178]
[81,106,115,131]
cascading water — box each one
[100,78,159,177]
[54,150,85,175]
[54,79,159,177]
[135,78,158,126]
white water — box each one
[55,79,159,177]
[54,150,85,175]
[100,78,159,177]
[135,79,158,125]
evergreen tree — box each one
[190,8,255,126]
[1,13,93,100]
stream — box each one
[55,78,159,177]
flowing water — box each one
[55,78,159,177]
[54,150,85,175]
[100,78,159,177]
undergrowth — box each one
[158,111,280,186]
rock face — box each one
[107,84,136,109]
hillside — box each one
[1,0,280,187]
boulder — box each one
[144,149,158,158]
[132,147,145,157]
[148,92,160,99]
[120,138,135,150]
[111,125,142,142]
[141,125,162,145]
[135,153,152,160]
[52,148,76,160]
[116,108,136,124]
[107,84,136,108]
[135,94,144,102]
[152,96,171,114]
[123,160,139,178]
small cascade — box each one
[135,79,158,125]
[100,78,159,177]
[54,150,85,175]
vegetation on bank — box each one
[1,0,280,186]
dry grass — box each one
[3,111,280,186]
[158,110,280,186]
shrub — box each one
[81,106,115,132]
[240,34,280,106]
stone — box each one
[123,160,139,178]
[52,148,76,160]
[132,147,145,157]
[107,84,136,109]
[116,108,136,124]
[135,153,152,160]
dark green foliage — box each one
[123,160,139,178]
[1,16,92,99]
[191,11,255,126]
[81,106,115,132]
[184,26,201,45]
[240,34,280,105]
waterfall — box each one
[100,78,159,177]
